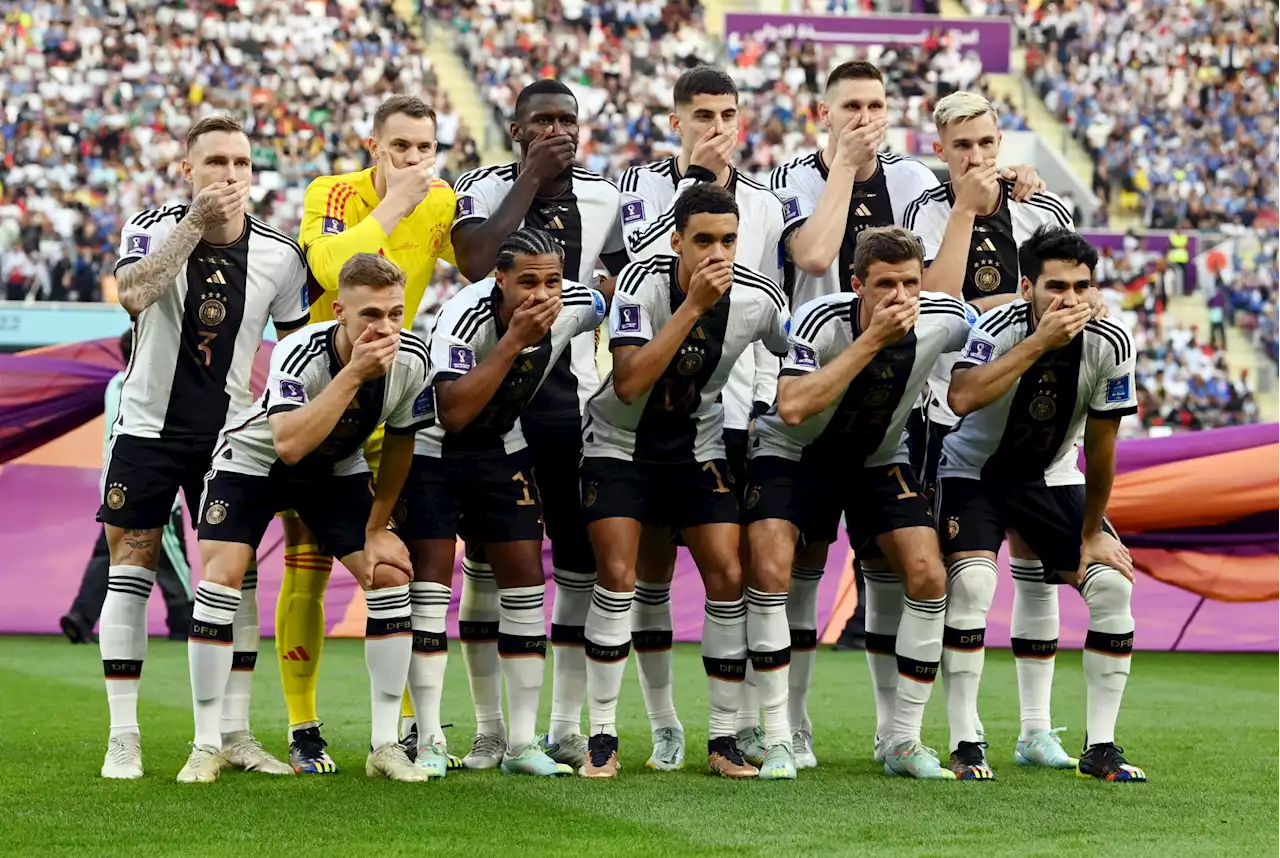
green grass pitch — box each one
[2,637,1276,857]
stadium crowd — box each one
[1019,0,1279,231]
[0,0,484,302]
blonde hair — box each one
[933,91,999,131]
[339,253,405,291]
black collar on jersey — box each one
[668,155,739,195]
[488,283,509,335]
[944,178,1011,221]
[815,149,884,188]
[511,159,575,200]
[324,324,344,375]
[199,213,251,250]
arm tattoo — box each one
[117,215,206,317]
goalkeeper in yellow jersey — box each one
[280,95,459,775]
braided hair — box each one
[494,228,564,272]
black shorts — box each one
[744,456,935,551]
[920,420,952,496]
[399,451,544,544]
[580,456,740,531]
[936,478,1117,578]
[723,428,749,502]
[197,470,373,559]
[99,434,214,529]
[523,415,594,574]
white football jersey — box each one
[452,163,622,422]
[939,301,1137,486]
[903,179,1075,428]
[418,278,606,458]
[584,255,789,464]
[113,209,311,441]
[770,151,939,311]
[751,291,970,467]
[619,159,786,430]
[211,321,433,479]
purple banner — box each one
[1111,422,1278,476]
[1082,230,1199,292]
[723,13,1014,73]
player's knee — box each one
[370,563,411,589]
[747,532,794,592]
[945,556,998,614]
[593,551,634,591]
[1080,566,1132,615]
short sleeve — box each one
[386,358,435,435]
[270,242,312,330]
[770,166,820,248]
[952,304,1020,371]
[902,192,948,264]
[452,170,495,230]
[427,292,483,384]
[620,170,676,261]
[116,210,177,273]
[265,337,321,416]
[1088,322,1138,419]
[601,208,625,256]
[779,298,838,376]
[577,288,608,336]
[610,265,657,349]
[758,300,791,358]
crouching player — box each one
[180,254,435,783]
[745,227,972,779]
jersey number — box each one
[702,461,731,494]
[197,332,217,367]
[656,378,699,413]
[888,465,917,500]
[512,471,537,506]
[1012,425,1057,453]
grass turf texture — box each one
[1,638,1275,857]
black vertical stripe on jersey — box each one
[943,182,1020,302]
[632,271,730,464]
[270,326,386,479]
[981,333,1084,483]
[812,155,897,292]
[523,191,585,419]
[165,231,250,437]
[803,298,918,466]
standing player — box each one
[182,253,433,783]
[617,65,784,769]
[577,184,789,779]
[97,115,309,779]
[769,66,1042,768]
[450,80,628,769]
[902,92,1085,778]
[939,226,1146,783]
[745,227,970,780]
[398,228,605,776]
[278,95,457,774]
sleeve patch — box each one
[1105,376,1131,403]
[126,234,151,256]
[591,289,607,318]
[617,304,642,333]
[321,217,345,235]
[782,197,801,223]
[279,380,306,402]
[622,200,645,224]
[792,344,817,368]
[457,196,475,218]
[963,339,995,365]
[412,387,435,417]
[448,344,475,371]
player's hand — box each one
[362,529,412,584]
[687,258,735,313]
[832,114,887,171]
[1032,295,1093,350]
[523,129,577,187]
[998,164,1046,203]
[380,149,436,214]
[189,180,251,232]
[1087,290,1111,319]
[1080,531,1134,581]
[864,287,918,349]
[953,157,1000,216]
[506,294,562,348]
[689,126,738,177]
[348,324,400,382]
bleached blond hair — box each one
[933,91,999,130]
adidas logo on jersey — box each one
[977,238,998,252]
[854,203,872,218]
[206,270,228,285]
[544,216,565,230]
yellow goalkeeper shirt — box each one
[299,166,456,325]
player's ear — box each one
[509,120,522,144]
[332,299,343,323]
[180,159,193,184]
[668,111,680,135]
[931,140,943,159]
[670,230,681,255]
[850,275,864,296]
[1019,276,1033,302]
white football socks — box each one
[1078,565,1134,747]
[548,568,594,743]
[101,564,155,739]
[364,585,412,749]
[862,565,904,744]
[584,585,633,737]
[632,581,682,732]
[459,557,504,737]
[892,594,946,747]
[189,581,240,750]
[409,581,451,747]
[498,585,548,750]
[746,588,791,748]
[942,557,997,750]
[221,568,258,736]
[786,566,823,734]
[1009,558,1059,738]
[702,597,747,740]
